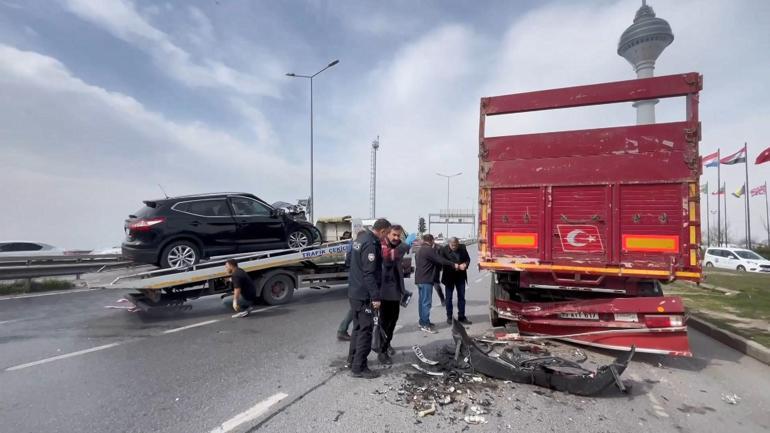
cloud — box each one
[62,0,280,97]
[0,44,302,248]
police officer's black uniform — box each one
[346,229,383,375]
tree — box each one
[418,217,426,234]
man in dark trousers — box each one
[414,234,464,333]
[440,237,472,324]
[222,259,257,318]
[347,218,391,379]
[378,224,406,365]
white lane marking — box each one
[394,324,404,333]
[0,319,20,325]
[6,306,282,371]
[474,277,484,283]
[0,287,102,301]
[162,319,221,334]
[4,342,123,372]
[209,392,288,433]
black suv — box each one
[122,193,321,268]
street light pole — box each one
[436,172,462,237]
[286,59,339,223]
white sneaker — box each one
[419,325,438,334]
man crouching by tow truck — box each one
[223,259,257,318]
[347,218,391,379]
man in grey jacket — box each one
[414,234,464,333]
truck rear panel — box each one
[479,73,703,281]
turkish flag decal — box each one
[557,225,604,253]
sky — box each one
[1,0,769,249]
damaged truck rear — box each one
[478,73,703,356]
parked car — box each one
[121,193,322,268]
[703,247,770,273]
[0,241,65,257]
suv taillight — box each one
[128,217,166,232]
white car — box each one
[703,247,770,273]
[0,241,65,257]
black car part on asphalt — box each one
[448,320,634,396]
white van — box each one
[703,247,770,273]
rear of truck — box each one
[478,73,703,356]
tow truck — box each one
[478,73,703,356]
[111,216,413,312]
[111,241,351,311]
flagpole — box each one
[717,149,722,246]
[724,181,728,246]
[766,181,769,246]
[744,143,752,249]
[706,183,711,246]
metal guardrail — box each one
[0,254,133,280]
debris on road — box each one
[464,415,488,425]
[721,393,741,405]
[417,404,436,417]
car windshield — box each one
[735,250,764,260]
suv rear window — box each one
[173,199,230,217]
[0,242,43,252]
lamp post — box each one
[286,59,340,223]
[436,172,462,237]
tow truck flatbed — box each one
[110,241,351,312]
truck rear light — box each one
[644,314,684,328]
[128,217,166,232]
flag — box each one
[711,185,725,195]
[757,147,770,165]
[721,146,747,165]
[700,183,708,194]
[702,151,719,168]
[751,184,767,197]
[732,184,746,198]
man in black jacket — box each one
[347,218,390,379]
[440,237,472,325]
[414,234,464,333]
[378,225,406,365]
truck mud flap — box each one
[451,320,634,396]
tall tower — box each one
[617,0,674,124]
[369,136,379,218]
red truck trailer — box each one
[478,73,703,356]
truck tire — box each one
[160,241,200,269]
[489,276,506,327]
[261,274,295,305]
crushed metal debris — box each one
[389,321,635,421]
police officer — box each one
[347,218,391,379]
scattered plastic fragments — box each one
[417,404,436,417]
[411,363,444,376]
[413,345,439,366]
[464,415,488,424]
[721,393,741,405]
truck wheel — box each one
[160,241,199,268]
[489,277,506,327]
[287,229,311,248]
[261,274,295,305]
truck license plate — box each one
[559,312,599,320]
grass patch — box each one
[665,270,770,348]
[0,279,75,296]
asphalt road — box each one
[1,252,769,433]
